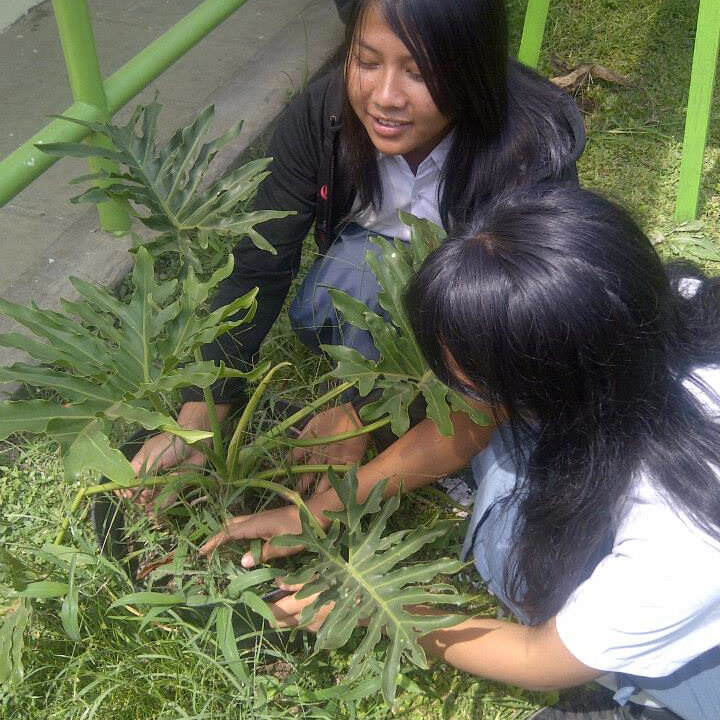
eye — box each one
[407,67,425,82]
[355,54,378,69]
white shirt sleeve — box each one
[556,477,720,677]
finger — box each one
[199,530,233,557]
[144,490,178,517]
[269,598,302,628]
[272,592,327,632]
[296,471,319,495]
[198,515,251,557]
[287,420,320,464]
[314,475,332,494]
[240,538,304,569]
[288,444,308,465]
[117,486,140,502]
[130,447,152,477]
[275,578,308,592]
[136,488,156,506]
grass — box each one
[1,0,719,717]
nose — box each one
[371,66,406,111]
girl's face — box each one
[346,3,452,169]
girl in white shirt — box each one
[397,185,720,720]
[254,185,720,719]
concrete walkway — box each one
[0,0,344,398]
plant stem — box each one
[54,488,88,546]
[226,362,291,480]
[281,416,391,448]
[58,464,352,545]
[149,393,168,417]
[80,464,351,497]
[194,348,225,470]
[231,380,355,471]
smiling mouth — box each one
[373,116,410,128]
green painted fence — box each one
[0,0,249,231]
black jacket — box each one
[186,64,586,404]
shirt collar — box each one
[426,128,455,170]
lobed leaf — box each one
[325,214,490,437]
[40,101,291,265]
[0,246,256,484]
[272,469,468,704]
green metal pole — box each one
[0,102,106,207]
[675,0,720,222]
[0,0,249,209]
[51,0,130,232]
[518,0,550,69]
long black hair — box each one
[340,0,579,229]
[405,186,720,623]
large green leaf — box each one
[324,214,490,437]
[39,101,293,268]
[272,469,468,705]
[0,247,254,483]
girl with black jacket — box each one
[125,0,585,505]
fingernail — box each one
[241,553,255,569]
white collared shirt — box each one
[556,364,720,678]
[350,130,453,241]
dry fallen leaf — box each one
[550,56,632,92]
[136,550,175,581]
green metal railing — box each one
[517,0,550,71]
[0,0,249,232]
[518,0,719,222]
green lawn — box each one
[1,0,719,718]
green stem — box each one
[281,416,391,448]
[54,488,88,546]
[194,348,225,471]
[149,394,168,416]
[232,380,355,471]
[80,464,351,497]
[60,464,352,544]
[227,362,291,480]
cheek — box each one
[346,66,369,116]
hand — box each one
[288,402,368,495]
[269,581,331,632]
[198,505,307,567]
[116,401,230,511]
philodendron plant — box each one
[0,102,485,705]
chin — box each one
[367,135,411,157]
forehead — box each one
[353,3,414,60]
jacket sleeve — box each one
[181,83,324,405]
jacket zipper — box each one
[325,114,339,250]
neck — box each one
[402,128,451,174]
